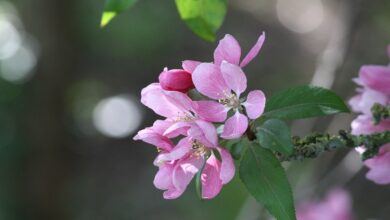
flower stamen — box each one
[191,140,211,157]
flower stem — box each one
[277,130,390,162]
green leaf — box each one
[257,119,293,156]
[240,143,296,220]
[175,0,227,41]
[101,0,138,27]
[262,85,350,120]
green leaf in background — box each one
[175,0,227,41]
[257,119,293,156]
[262,85,350,120]
[101,0,138,27]
[240,143,296,220]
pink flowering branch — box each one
[133,32,390,220]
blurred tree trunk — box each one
[21,0,77,219]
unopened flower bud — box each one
[158,68,194,93]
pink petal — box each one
[218,147,235,184]
[141,84,193,118]
[140,83,160,96]
[154,137,192,165]
[192,63,230,100]
[214,34,241,66]
[351,115,390,135]
[359,65,390,94]
[193,100,228,122]
[201,155,223,199]
[163,187,185,199]
[240,32,266,67]
[243,90,266,119]
[365,144,390,184]
[193,120,218,147]
[172,155,204,191]
[133,120,173,151]
[182,60,201,73]
[221,111,248,139]
[154,163,174,190]
[348,94,362,113]
[220,61,247,97]
[133,128,173,151]
[359,89,387,115]
[163,121,192,137]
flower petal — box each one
[243,90,266,119]
[214,34,241,66]
[220,61,247,97]
[240,32,265,67]
[182,60,201,73]
[133,120,174,150]
[193,100,228,122]
[201,155,223,199]
[141,84,193,118]
[192,63,230,100]
[133,128,173,151]
[218,147,235,184]
[221,111,248,139]
[154,137,192,165]
[348,94,362,113]
[359,65,390,94]
[163,187,185,199]
[154,162,174,190]
[359,89,387,115]
[192,120,218,147]
[365,144,390,185]
[163,121,192,137]
[351,115,390,135]
[172,155,204,191]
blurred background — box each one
[1,0,390,219]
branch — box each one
[372,103,390,124]
[277,130,390,162]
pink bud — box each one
[159,68,194,93]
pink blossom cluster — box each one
[134,33,267,199]
[349,45,390,184]
[296,189,354,220]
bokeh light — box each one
[0,41,37,83]
[0,17,21,59]
[277,0,324,33]
[93,95,142,138]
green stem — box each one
[277,130,390,162]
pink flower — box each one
[349,45,390,185]
[349,66,390,115]
[351,115,390,184]
[133,119,174,151]
[159,68,194,93]
[140,83,225,145]
[358,65,390,95]
[191,33,267,139]
[296,189,354,220]
[153,137,235,199]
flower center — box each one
[191,140,211,157]
[218,93,240,109]
[174,112,195,122]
